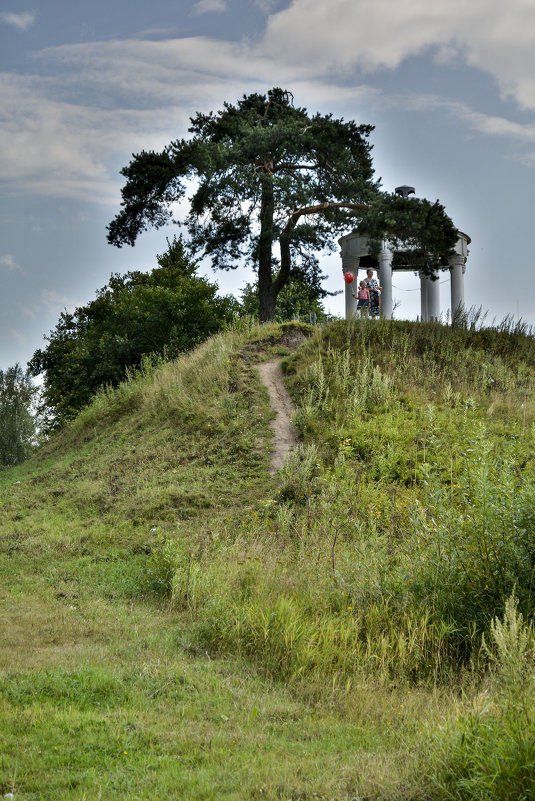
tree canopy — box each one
[29,237,238,428]
[108,87,458,320]
[240,265,330,323]
[0,364,38,466]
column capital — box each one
[449,252,466,275]
[341,255,359,275]
[379,241,393,260]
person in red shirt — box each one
[352,280,370,317]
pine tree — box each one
[108,88,457,321]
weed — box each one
[429,594,535,800]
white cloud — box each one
[261,0,535,109]
[378,92,535,144]
[0,35,377,203]
[0,254,23,273]
[16,292,78,325]
[450,107,535,144]
[0,11,36,31]
[1,0,534,207]
[9,328,26,343]
[18,301,40,320]
[192,0,227,13]
[41,289,78,315]
[0,71,190,203]
[33,0,535,115]
[252,0,286,11]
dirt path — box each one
[257,359,297,474]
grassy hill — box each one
[2,318,535,800]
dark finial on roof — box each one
[395,185,416,198]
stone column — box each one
[427,273,440,321]
[378,244,393,319]
[343,257,359,318]
[449,254,465,322]
[420,271,428,321]
[339,232,376,319]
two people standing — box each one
[352,268,382,318]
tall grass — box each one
[429,594,535,800]
[153,316,535,690]
[5,317,535,799]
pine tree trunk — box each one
[258,175,276,322]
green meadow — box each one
[2,318,535,800]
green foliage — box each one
[430,595,535,800]
[140,318,535,691]
[144,533,215,610]
[275,443,322,503]
[407,430,535,639]
[361,193,458,271]
[0,666,130,710]
[239,266,330,322]
[29,237,238,427]
[483,592,535,689]
[0,363,38,465]
[278,320,535,659]
[144,534,182,594]
[108,87,455,321]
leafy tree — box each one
[29,237,238,427]
[0,364,38,466]
[240,265,330,322]
[107,87,458,321]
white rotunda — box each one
[339,188,470,322]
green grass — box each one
[2,318,535,799]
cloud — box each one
[1,0,535,207]
[18,301,40,320]
[252,0,287,11]
[445,104,535,166]
[9,328,26,343]
[41,289,79,316]
[378,92,535,144]
[28,2,535,116]
[369,90,535,168]
[0,71,188,203]
[0,11,36,31]
[34,32,383,114]
[0,33,377,203]
[0,254,24,273]
[16,292,78,325]
[192,0,228,13]
[261,0,535,109]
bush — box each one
[30,237,239,429]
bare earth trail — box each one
[257,359,297,473]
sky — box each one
[2,0,535,371]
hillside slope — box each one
[2,318,535,800]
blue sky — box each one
[2,0,535,370]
